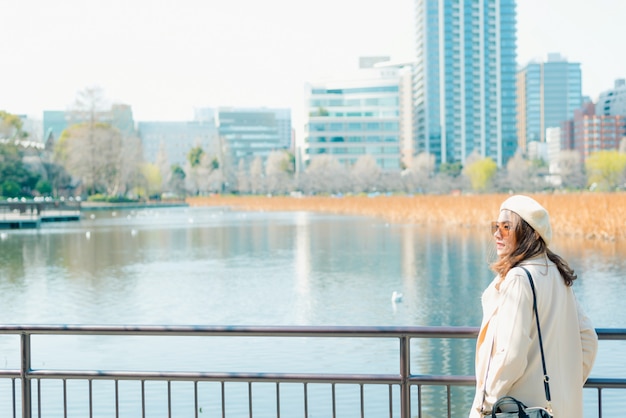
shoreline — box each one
[187,193,626,242]
[80,201,189,211]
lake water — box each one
[0,206,623,417]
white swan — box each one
[391,291,403,303]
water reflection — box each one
[0,207,623,416]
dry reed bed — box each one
[187,193,626,241]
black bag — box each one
[491,396,553,418]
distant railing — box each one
[0,201,81,228]
[0,325,623,418]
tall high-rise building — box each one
[516,53,582,152]
[413,0,517,167]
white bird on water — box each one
[391,291,403,303]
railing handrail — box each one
[1,325,623,418]
[1,324,480,337]
[2,324,623,338]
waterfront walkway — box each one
[0,201,80,229]
[0,200,188,229]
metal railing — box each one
[0,325,623,418]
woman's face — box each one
[493,210,516,257]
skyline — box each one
[1,0,625,123]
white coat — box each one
[469,255,598,417]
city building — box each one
[302,57,410,171]
[17,115,43,143]
[596,79,626,116]
[527,140,548,162]
[214,107,292,168]
[137,118,217,167]
[413,0,517,167]
[561,102,626,162]
[43,104,136,142]
[517,53,582,152]
[546,127,561,174]
[43,110,69,142]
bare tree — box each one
[403,152,435,193]
[57,87,143,197]
[249,156,265,194]
[301,155,349,195]
[56,123,129,195]
[265,150,294,195]
[558,150,586,190]
[503,149,532,192]
[351,155,381,193]
[69,86,109,126]
[236,159,250,194]
[378,171,403,193]
[155,142,170,192]
[117,135,143,196]
[194,152,216,195]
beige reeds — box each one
[187,193,626,242]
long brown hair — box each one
[490,211,577,286]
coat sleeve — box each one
[576,297,598,382]
[483,271,533,405]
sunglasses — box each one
[491,221,512,237]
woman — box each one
[469,195,598,417]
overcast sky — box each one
[1,0,625,122]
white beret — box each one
[500,195,552,246]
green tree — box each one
[0,180,21,198]
[465,157,497,192]
[35,179,53,195]
[139,163,163,199]
[168,164,186,197]
[439,162,463,178]
[0,110,27,139]
[585,150,626,191]
[0,143,40,197]
[187,146,205,168]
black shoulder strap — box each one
[519,266,552,405]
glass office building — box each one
[216,107,292,168]
[517,53,582,152]
[413,0,518,166]
[303,63,410,171]
[137,120,217,167]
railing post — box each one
[399,335,410,418]
[20,333,32,418]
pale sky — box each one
[1,0,625,122]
